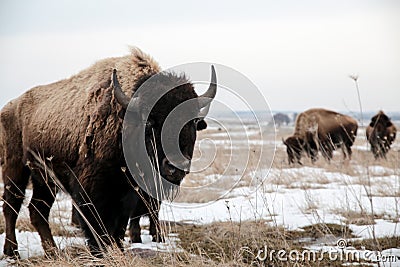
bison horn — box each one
[112,69,130,109]
[198,65,217,108]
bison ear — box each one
[282,138,287,145]
[197,120,207,131]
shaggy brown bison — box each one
[283,108,358,164]
[0,48,217,257]
[366,111,397,159]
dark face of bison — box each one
[143,83,209,185]
[113,67,216,187]
[283,136,304,165]
[369,111,393,143]
[370,111,393,128]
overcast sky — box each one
[0,0,399,113]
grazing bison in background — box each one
[273,113,291,127]
[0,48,217,257]
[283,108,358,164]
[366,111,397,159]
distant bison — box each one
[0,48,216,257]
[366,111,397,159]
[273,113,290,127]
[283,108,358,164]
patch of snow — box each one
[350,220,399,239]
[0,231,85,265]
[354,145,370,151]
[127,229,183,253]
[353,165,396,176]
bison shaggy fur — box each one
[0,48,210,257]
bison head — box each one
[112,67,216,195]
[283,136,304,165]
[370,111,393,128]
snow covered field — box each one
[0,119,399,266]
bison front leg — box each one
[148,200,164,243]
[110,206,131,251]
[2,165,30,258]
[112,224,127,250]
[76,200,112,256]
[28,177,57,257]
[342,142,353,160]
[71,206,80,226]
[309,149,318,163]
[320,143,333,162]
[149,213,164,243]
[128,216,142,243]
[371,144,379,159]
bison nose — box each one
[162,158,191,175]
[162,158,176,175]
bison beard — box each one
[0,48,216,257]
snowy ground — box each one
[162,166,400,239]
[0,121,399,266]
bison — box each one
[283,108,358,164]
[366,111,397,159]
[0,48,217,257]
[273,113,290,127]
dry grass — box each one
[15,245,158,267]
[0,215,79,237]
[335,209,399,225]
[175,221,354,264]
[4,220,388,267]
